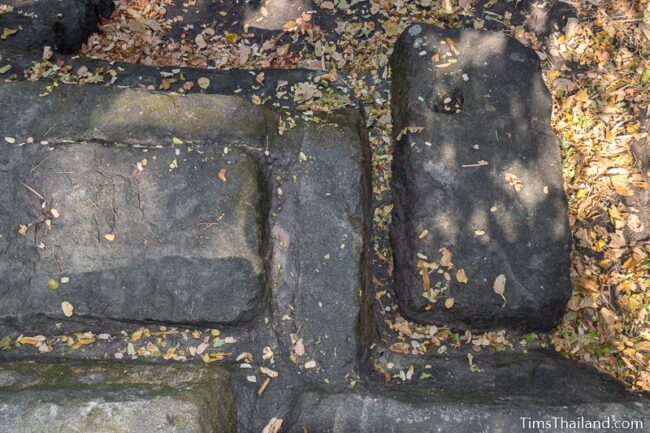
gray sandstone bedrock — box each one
[391,24,573,332]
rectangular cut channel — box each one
[390,25,572,331]
[0,142,263,326]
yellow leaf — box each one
[383,21,400,37]
[18,224,28,236]
[456,269,468,284]
[418,229,429,239]
[48,279,59,290]
[637,341,650,353]
[224,32,239,44]
[172,137,183,145]
[574,89,590,102]
[104,233,115,241]
[610,175,633,197]
[198,77,210,89]
[1,28,17,40]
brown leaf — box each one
[218,169,227,182]
[421,270,430,290]
[439,247,453,269]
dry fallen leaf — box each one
[439,247,453,269]
[493,274,507,306]
[218,169,227,182]
[198,77,210,89]
[456,269,468,284]
[294,338,305,356]
[104,233,116,241]
[421,269,430,290]
[610,175,634,197]
[61,301,74,317]
[195,34,207,49]
[48,279,59,290]
[418,229,429,239]
[504,172,523,192]
[262,418,283,433]
[445,297,455,309]
[260,366,279,378]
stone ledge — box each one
[0,81,269,146]
[0,361,236,433]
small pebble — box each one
[408,25,422,36]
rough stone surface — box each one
[0,140,264,327]
[290,391,648,433]
[0,0,113,54]
[268,111,371,386]
[0,362,236,433]
[290,349,650,432]
[391,25,572,331]
[0,81,268,146]
[1,22,649,433]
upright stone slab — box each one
[391,25,572,331]
[0,362,236,433]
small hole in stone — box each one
[433,88,464,114]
